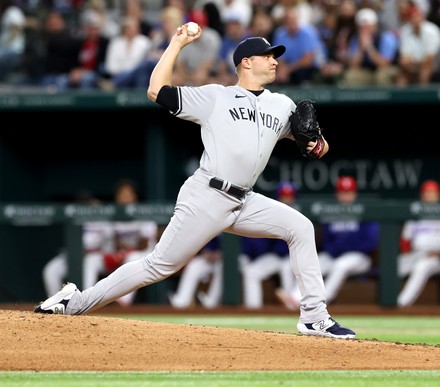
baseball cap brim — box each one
[236,45,286,66]
[260,45,286,60]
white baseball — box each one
[186,22,199,37]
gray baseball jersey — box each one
[66,84,329,324]
[176,85,294,188]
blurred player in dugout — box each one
[42,189,113,297]
[277,175,380,309]
[42,179,158,306]
[168,235,223,309]
[93,178,158,307]
[397,179,440,307]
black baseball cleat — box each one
[34,283,77,314]
[297,317,356,339]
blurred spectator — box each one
[248,7,275,43]
[100,15,152,90]
[277,176,380,308]
[195,0,253,27]
[397,179,440,307]
[220,0,253,29]
[271,0,313,28]
[58,9,109,90]
[46,0,85,15]
[150,5,184,56]
[0,0,27,82]
[342,7,398,86]
[358,0,383,13]
[240,181,299,309]
[168,235,223,309]
[316,0,357,85]
[378,0,401,34]
[314,0,339,54]
[125,0,153,38]
[173,8,221,86]
[111,5,185,90]
[427,0,440,28]
[16,7,43,85]
[203,1,224,37]
[304,0,331,27]
[272,6,324,85]
[211,12,249,86]
[395,0,440,86]
[80,0,120,40]
[167,0,190,22]
[129,5,185,89]
[39,11,82,91]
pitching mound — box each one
[1,309,439,371]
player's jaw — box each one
[266,63,278,83]
[266,56,279,83]
[253,69,276,86]
[265,57,278,83]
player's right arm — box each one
[147,24,201,102]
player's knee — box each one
[285,217,314,246]
[414,258,438,274]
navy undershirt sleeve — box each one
[156,85,179,113]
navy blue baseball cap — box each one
[233,37,286,67]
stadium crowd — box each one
[1,0,440,90]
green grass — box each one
[1,315,439,386]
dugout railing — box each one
[1,85,440,111]
[1,200,438,306]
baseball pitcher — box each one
[35,23,355,339]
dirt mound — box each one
[1,309,440,371]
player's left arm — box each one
[285,99,329,159]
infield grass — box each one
[1,315,439,386]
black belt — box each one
[209,177,248,199]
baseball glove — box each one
[290,99,325,160]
